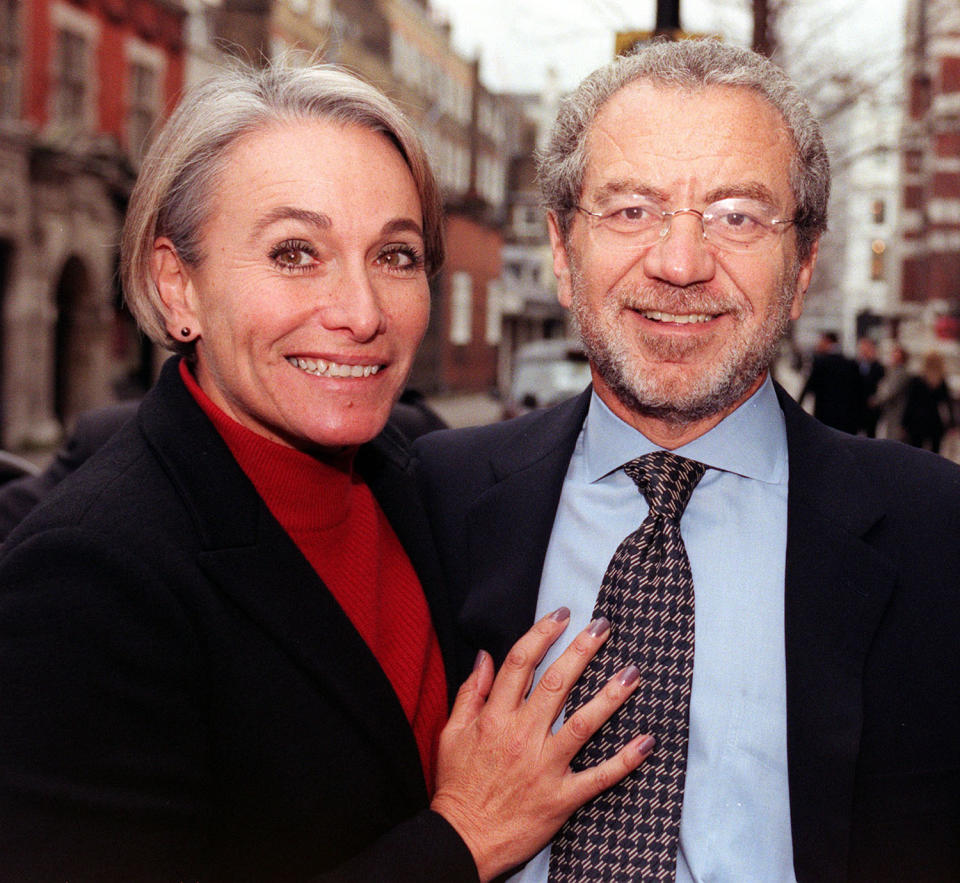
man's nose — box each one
[641,212,717,287]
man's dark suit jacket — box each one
[415,385,960,883]
[0,358,477,882]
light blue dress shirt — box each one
[508,376,797,883]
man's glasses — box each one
[574,197,796,253]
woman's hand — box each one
[430,608,655,882]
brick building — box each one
[901,0,960,317]
[0,1,544,451]
[0,0,184,449]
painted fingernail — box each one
[473,650,487,672]
[588,616,611,637]
[637,735,656,755]
[549,606,571,622]
[619,664,641,687]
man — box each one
[854,335,885,436]
[416,40,960,883]
[872,343,910,441]
[798,331,862,433]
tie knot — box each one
[623,451,706,521]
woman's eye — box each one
[378,246,424,271]
[269,241,316,269]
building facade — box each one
[0,0,548,451]
[899,0,960,355]
[0,0,184,449]
[797,75,904,354]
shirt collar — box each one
[582,373,788,485]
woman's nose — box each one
[318,265,387,342]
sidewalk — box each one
[424,392,503,429]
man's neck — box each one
[593,371,768,450]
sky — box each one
[427,0,908,94]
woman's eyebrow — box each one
[380,217,424,238]
[250,206,332,240]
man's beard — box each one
[569,262,798,427]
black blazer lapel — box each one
[196,530,428,806]
[140,360,428,806]
[778,387,897,882]
[358,426,461,706]
[460,391,591,665]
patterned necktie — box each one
[548,450,707,882]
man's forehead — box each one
[593,79,779,124]
[581,81,796,201]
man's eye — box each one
[611,205,656,223]
[717,211,760,230]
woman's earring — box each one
[180,327,191,338]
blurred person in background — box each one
[870,343,910,442]
[798,330,862,433]
[0,392,443,543]
[902,350,956,454]
[0,401,139,542]
[854,335,884,437]
[0,62,654,882]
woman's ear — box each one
[151,237,202,341]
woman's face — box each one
[154,119,431,452]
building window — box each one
[53,28,89,128]
[0,0,20,120]
[870,239,886,281]
[450,271,473,345]
[127,62,157,162]
[125,38,164,164]
[485,280,502,345]
[871,199,885,224]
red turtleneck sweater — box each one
[180,361,447,792]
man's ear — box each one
[547,212,574,309]
[151,237,202,339]
[790,237,820,321]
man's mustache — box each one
[616,283,747,320]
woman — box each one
[902,350,955,453]
[0,63,653,881]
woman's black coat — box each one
[0,358,476,882]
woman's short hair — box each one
[122,60,444,354]
[537,38,829,263]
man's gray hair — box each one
[121,59,444,355]
[537,39,829,262]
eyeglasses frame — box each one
[573,201,796,252]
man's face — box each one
[549,83,818,435]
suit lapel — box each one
[460,391,591,664]
[139,359,427,805]
[195,530,428,805]
[778,388,896,881]
[357,425,461,706]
